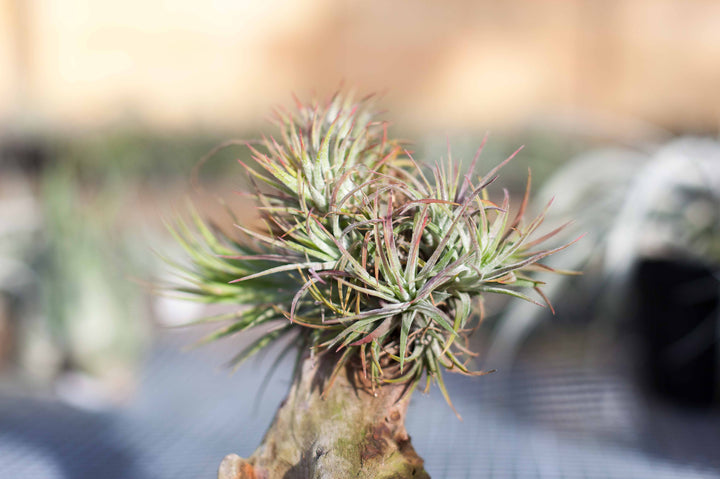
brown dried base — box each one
[218,352,429,479]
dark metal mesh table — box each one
[2,333,719,479]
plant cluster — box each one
[169,93,575,405]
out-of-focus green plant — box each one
[169,93,577,405]
[489,138,720,365]
[36,166,150,387]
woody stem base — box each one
[218,352,429,479]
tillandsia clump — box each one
[169,93,577,479]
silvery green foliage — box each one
[170,93,573,403]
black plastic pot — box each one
[633,258,719,407]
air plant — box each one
[168,93,576,478]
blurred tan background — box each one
[2,0,720,135]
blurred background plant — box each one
[489,138,720,405]
[0,132,241,401]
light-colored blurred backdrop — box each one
[2,0,720,135]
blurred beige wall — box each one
[1,0,719,134]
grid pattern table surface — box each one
[2,335,719,479]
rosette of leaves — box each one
[169,93,576,408]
